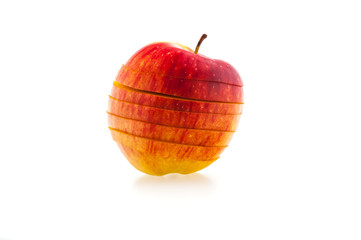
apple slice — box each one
[110,129,226,160]
[117,143,218,176]
[108,97,241,131]
[108,113,234,147]
[110,81,243,114]
[123,42,242,86]
[116,65,243,103]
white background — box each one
[0,0,360,239]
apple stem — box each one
[194,34,207,54]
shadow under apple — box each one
[133,173,216,197]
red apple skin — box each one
[116,65,243,102]
[108,113,234,147]
[108,97,241,131]
[111,81,243,114]
[124,42,242,86]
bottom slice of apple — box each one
[117,143,218,176]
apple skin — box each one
[108,97,241,131]
[108,40,243,175]
[111,81,243,114]
[108,113,234,147]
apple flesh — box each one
[108,35,244,175]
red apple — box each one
[108,34,244,175]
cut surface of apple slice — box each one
[109,129,226,160]
[117,143,218,176]
[111,81,243,114]
[108,113,234,147]
[116,66,243,103]
[108,97,241,131]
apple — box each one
[108,34,244,175]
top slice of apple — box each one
[123,42,243,87]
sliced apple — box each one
[110,81,243,114]
[116,65,243,103]
[108,38,244,175]
[117,143,218,176]
[108,97,241,131]
[108,113,234,147]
